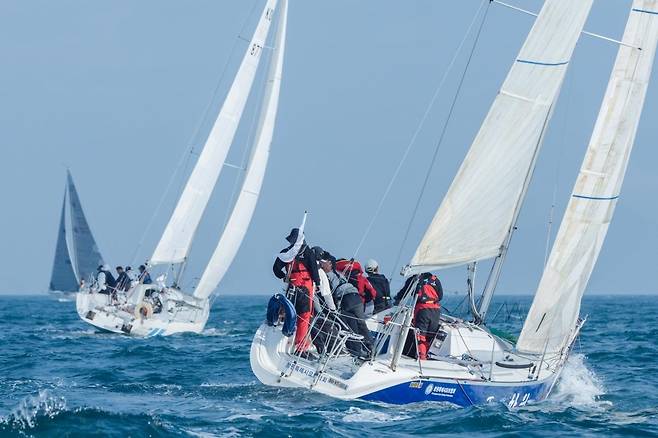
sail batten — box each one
[518,0,658,354]
[150,0,279,266]
[407,0,594,275]
[194,0,287,300]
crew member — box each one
[319,251,374,358]
[95,264,117,295]
[125,266,138,287]
[115,266,131,292]
[365,259,391,313]
[138,265,152,284]
[396,272,443,360]
[273,228,321,357]
[335,259,378,315]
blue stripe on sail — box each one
[516,59,569,67]
[632,8,658,15]
[572,194,619,201]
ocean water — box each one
[1,294,656,437]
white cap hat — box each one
[365,259,379,273]
[103,264,111,271]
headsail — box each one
[518,1,658,354]
[49,187,78,291]
[194,0,288,300]
[150,0,279,266]
[67,171,104,284]
[406,0,593,275]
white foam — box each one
[201,328,229,337]
[551,353,610,409]
[342,406,410,423]
[1,390,67,429]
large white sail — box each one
[151,0,279,266]
[517,1,658,354]
[194,0,288,300]
[406,0,593,275]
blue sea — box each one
[1,294,657,437]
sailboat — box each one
[76,0,288,337]
[49,170,105,296]
[251,0,658,406]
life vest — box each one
[288,259,312,284]
[415,275,441,312]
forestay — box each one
[49,188,79,291]
[67,171,104,283]
[194,0,288,299]
[150,0,279,265]
[407,0,593,274]
[518,1,658,354]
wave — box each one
[1,390,67,430]
[551,353,609,409]
[0,390,184,436]
[342,406,411,423]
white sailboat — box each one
[251,1,658,406]
[49,170,105,296]
[76,0,288,337]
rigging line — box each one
[388,0,492,280]
[129,0,261,267]
[492,0,642,50]
[220,33,275,234]
[349,0,490,262]
[544,61,574,268]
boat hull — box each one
[251,322,560,407]
[359,374,555,407]
[76,290,209,337]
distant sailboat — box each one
[251,1,658,406]
[76,0,288,337]
[49,170,105,295]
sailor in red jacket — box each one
[273,228,320,358]
[414,273,442,360]
[335,259,378,315]
[396,272,443,360]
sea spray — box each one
[551,353,609,408]
[1,390,66,430]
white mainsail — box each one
[518,1,658,354]
[406,0,593,275]
[151,0,279,266]
[194,0,288,300]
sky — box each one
[1,0,657,296]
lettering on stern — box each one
[285,362,348,390]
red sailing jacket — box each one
[335,259,378,303]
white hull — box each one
[76,286,209,337]
[251,307,576,406]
